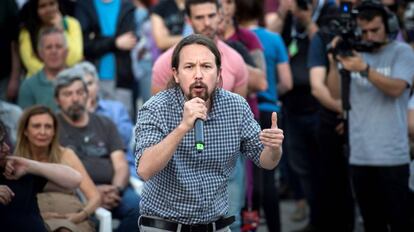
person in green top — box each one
[18,27,68,112]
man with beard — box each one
[53,67,141,232]
[135,34,283,231]
[151,3,255,226]
[151,0,249,98]
[327,1,414,231]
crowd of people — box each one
[1,0,414,232]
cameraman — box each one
[329,2,414,231]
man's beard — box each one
[195,26,216,40]
[187,81,211,101]
[63,102,85,122]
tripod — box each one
[339,67,351,159]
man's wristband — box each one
[360,64,370,78]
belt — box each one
[140,216,235,232]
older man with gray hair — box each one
[18,27,68,111]
[74,62,133,146]
[54,66,141,232]
[74,61,137,178]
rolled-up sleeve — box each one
[134,105,166,169]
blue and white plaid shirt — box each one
[135,87,264,224]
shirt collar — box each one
[39,69,54,85]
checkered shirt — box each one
[134,87,264,224]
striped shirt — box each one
[135,87,263,224]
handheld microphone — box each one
[195,119,204,152]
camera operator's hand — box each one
[327,36,341,56]
[329,37,341,49]
[337,52,368,73]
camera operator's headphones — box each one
[356,0,399,39]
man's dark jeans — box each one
[284,109,320,227]
[352,165,411,232]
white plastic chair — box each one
[129,176,144,195]
[95,207,112,232]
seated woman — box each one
[0,119,81,232]
[14,105,101,232]
[19,0,83,77]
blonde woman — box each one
[15,105,100,232]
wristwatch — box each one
[360,64,370,78]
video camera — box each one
[327,1,383,56]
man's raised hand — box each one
[260,112,284,150]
